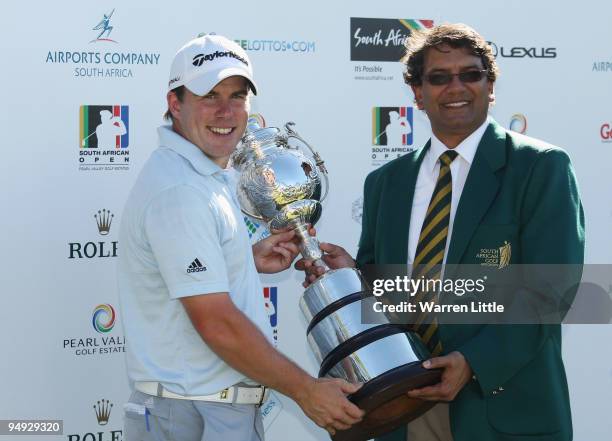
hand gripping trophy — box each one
[231,116,440,441]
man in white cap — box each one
[118,34,364,441]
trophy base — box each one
[331,361,442,441]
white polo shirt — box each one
[118,125,272,396]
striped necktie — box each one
[412,150,458,356]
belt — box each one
[134,381,269,406]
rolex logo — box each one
[93,399,113,425]
[95,209,114,236]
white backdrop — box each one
[1,0,611,440]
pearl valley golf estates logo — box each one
[62,304,125,357]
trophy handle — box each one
[284,122,330,202]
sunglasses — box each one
[424,69,488,86]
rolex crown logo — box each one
[93,399,113,425]
[95,209,114,236]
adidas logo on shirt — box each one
[186,258,207,273]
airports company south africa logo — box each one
[90,9,118,44]
[45,8,161,79]
[371,106,414,166]
[79,105,130,171]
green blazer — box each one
[357,120,585,441]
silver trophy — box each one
[231,117,440,441]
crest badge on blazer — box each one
[475,241,511,269]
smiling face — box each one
[411,44,494,148]
[167,76,249,167]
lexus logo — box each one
[487,42,557,59]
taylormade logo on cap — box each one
[192,50,249,67]
[168,34,257,96]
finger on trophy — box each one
[302,272,318,288]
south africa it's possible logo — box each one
[92,304,116,333]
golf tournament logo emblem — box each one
[371,106,414,166]
[372,107,413,146]
[79,105,130,171]
[80,105,129,148]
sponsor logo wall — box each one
[2,2,611,441]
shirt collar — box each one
[425,117,490,173]
[157,125,225,176]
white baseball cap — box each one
[168,34,257,96]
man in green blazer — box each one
[298,23,584,441]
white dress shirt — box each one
[407,119,490,264]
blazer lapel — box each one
[446,120,507,264]
[383,144,430,263]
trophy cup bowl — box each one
[231,117,441,441]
